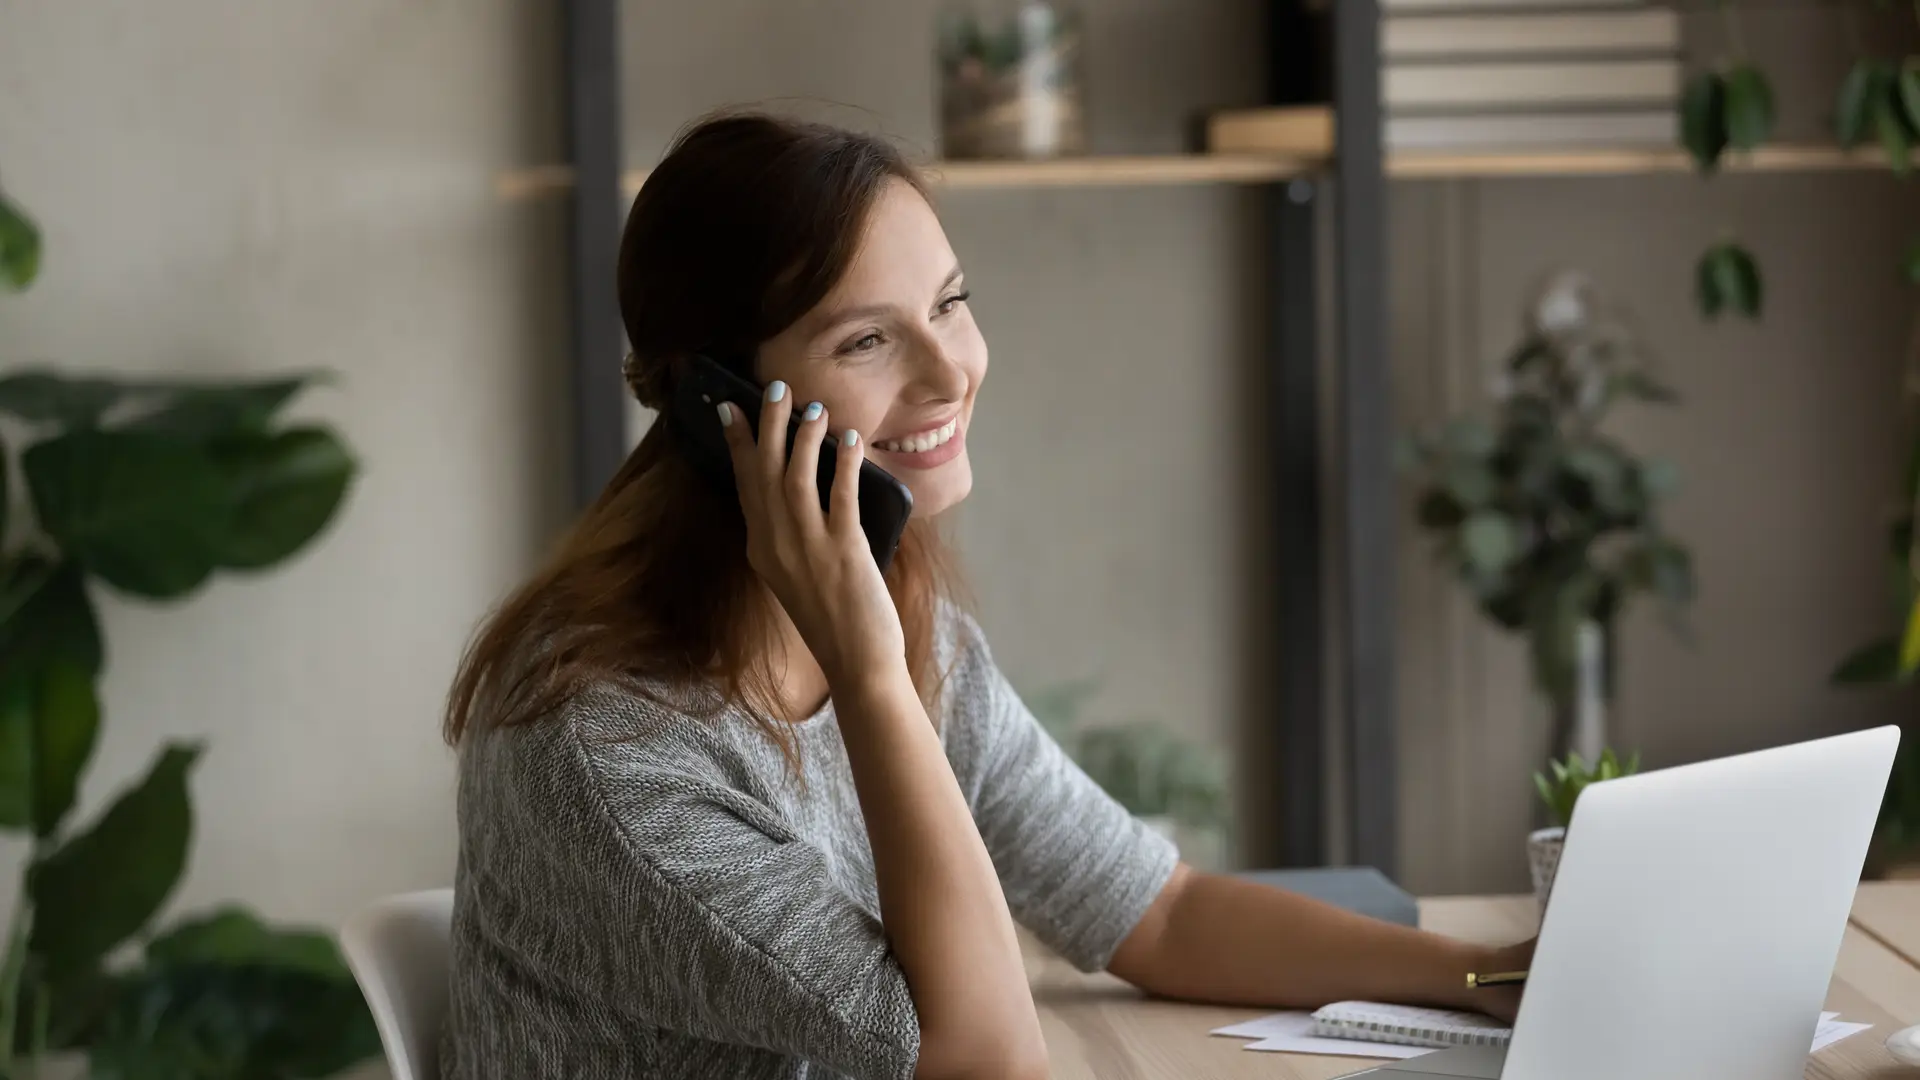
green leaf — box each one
[1878,90,1913,176]
[30,744,202,982]
[1701,243,1763,319]
[1440,418,1497,459]
[0,192,40,291]
[0,671,36,830]
[1442,462,1497,508]
[1417,490,1465,530]
[1723,64,1777,150]
[86,963,379,1080]
[1902,58,1920,139]
[1460,512,1519,575]
[1638,458,1681,499]
[209,427,355,570]
[1838,60,1884,149]
[23,430,237,599]
[0,371,127,429]
[125,376,320,440]
[1647,542,1696,607]
[1836,637,1905,684]
[1898,594,1920,677]
[0,559,102,678]
[1681,70,1729,171]
[147,909,349,980]
[32,662,99,840]
[1696,245,1726,318]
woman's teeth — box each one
[876,418,958,454]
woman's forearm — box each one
[833,666,1048,1080]
[1109,867,1496,1012]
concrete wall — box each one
[0,1,568,934]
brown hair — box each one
[443,111,961,756]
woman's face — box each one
[756,179,987,518]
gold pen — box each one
[1466,970,1528,989]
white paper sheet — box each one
[1810,1015,1873,1053]
[1212,1010,1871,1060]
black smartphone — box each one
[668,353,914,572]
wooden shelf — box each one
[494,154,1315,200]
[494,144,1909,200]
[1387,144,1906,179]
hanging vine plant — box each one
[1680,0,1920,861]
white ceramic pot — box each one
[1528,826,1566,910]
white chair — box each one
[341,888,455,1080]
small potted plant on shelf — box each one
[1530,748,1640,907]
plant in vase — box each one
[1401,272,1696,764]
[0,188,377,1076]
[1529,748,1640,907]
[935,1,1085,159]
[1026,679,1232,868]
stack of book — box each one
[1210,0,1683,157]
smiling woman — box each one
[437,110,1531,1080]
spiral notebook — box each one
[1308,1002,1513,1049]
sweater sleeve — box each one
[511,696,920,1080]
[942,615,1182,973]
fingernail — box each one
[715,402,733,427]
[803,401,823,422]
[842,429,859,447]
[766,380,787,403]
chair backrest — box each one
[341,888,455,1080]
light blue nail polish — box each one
[715,402,732,427]
[803,401,822,421]
[766,380,787,403]
[842,429,859,447]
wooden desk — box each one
[1028,886,1920,1079]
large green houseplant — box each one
[0,190,378,1076]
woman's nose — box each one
[907,334,970,402]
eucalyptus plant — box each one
[0,188,377,1077]
[1401,275,1695,747]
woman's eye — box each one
[937,290,972,315]
[847,333,883,353]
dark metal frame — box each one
[558,0,1399,877]
[1331,0,1397,876]
[563,0,629,508]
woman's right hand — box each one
[719,381,907,693]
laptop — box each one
[1341,725,1901,1080]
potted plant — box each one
[0,188,378,1076]
[1026,679,1232,869]
[1530,748,1640,907]
[1401,272,1695,765]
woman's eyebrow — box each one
[814,265,965,331]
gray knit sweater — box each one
[442,609,1180,1080]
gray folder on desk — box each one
[1235,866,1419,927]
